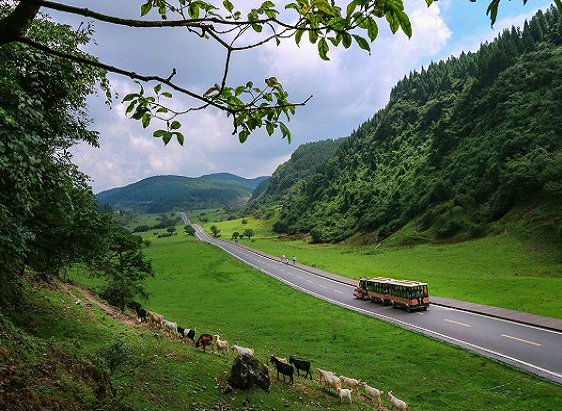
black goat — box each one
[289,356,312,379]
[177,327,196,343]
[270,355,294,384]
[134,305,147,323]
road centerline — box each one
[445,318,472,328]
[502,334,542,347]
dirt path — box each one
[62,284,140,326]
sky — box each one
[47,0,557,194]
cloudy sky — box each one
[50,1,556,193]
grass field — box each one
[63,232,562,410]
[199,218,562,319]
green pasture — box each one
[201,219,562,319]
[64,233,562,410]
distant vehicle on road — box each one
[354,276,429,312]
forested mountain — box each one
[262,7,562,243]
[96,174,267,213]
[247,138,345,209]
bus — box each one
[354,277,429,312]
[354,276,393,304]
[387,279,429,312]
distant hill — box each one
[96,173,268,213]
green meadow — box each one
[202,218,562,319]
[64,232,562,410]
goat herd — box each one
[133,304,409,410]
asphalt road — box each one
[191,223,562,385]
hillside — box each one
[96,173,268,213]
[255,7,562,244]
[248,138,345,206]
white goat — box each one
[231,344,254,357]
[214,334,229,356]
[162,319,177,334]
[339,375,361,392]
[362,382,382,407]
[337,387,353,403]
[386,391,408,411]
[316,368,336,383]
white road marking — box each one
[445,319,472,328]
[502,334,542,347]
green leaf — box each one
[295,28,304,46]
[239,130,249,143]
[126,101,137,114]
[318,37,330,61]
[174,132,184,145]
[252,23,263,32]
[153,129,166,137]
[162,132,172,145]
[364,17,379,42]
[308,29,318,44]
[161,92,172,98]
[141,113,151,128]
[122,93,137,102]
[223,0,234,13]
[140,1,152,16]
[342,32,352,49]
[280,122,291,142]
[170,120,181,130]
[156,107,168,113]
[352,34,370,52]
[266,122,275,136]
[153,84,162,94]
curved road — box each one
[185,218,562,385]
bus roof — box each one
[389,279,428,287]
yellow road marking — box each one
[502,334,542,347]
[444,319,472,328]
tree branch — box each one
[0,0,40,45]
[17,36,312,116]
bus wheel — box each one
[406,306,411,313]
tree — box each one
[0,7,110,278]
[210,225,221,238]
[243,229,255,240]
[91,226,154,312]
[2,1,546,145]
[231,231,240,240]
[184,225,196,236]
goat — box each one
[270,355,294,384]
[135,306,147,323]
[386,391,408,411]
[195,334,213,352]
[289,356,312,379]
[214,334,229,356]
[361,382,382,407]
[162,319,177,334]
[316,368,336,383]
[337,387,353,404]
[146,311,163,327]
[177,327,196,343]
[231,344,254,357]
[339,375,361,392]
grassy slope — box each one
[64,233,562,410]
[202,218,562,319]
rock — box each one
[227,354,270,392]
